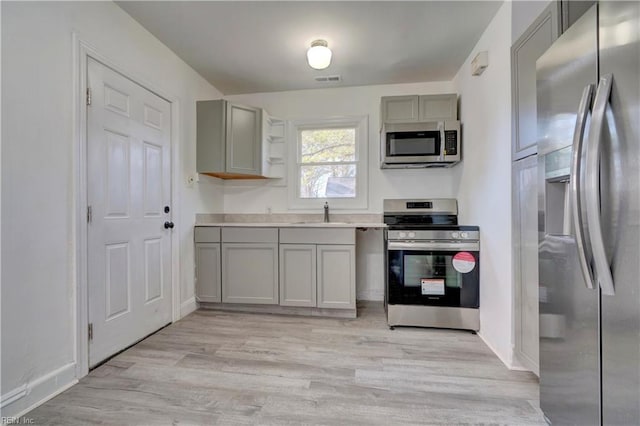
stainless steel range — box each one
[384,199,480,331]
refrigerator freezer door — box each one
[537,5,600,425]
[599,1,640,424]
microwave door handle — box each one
[584,74,615,296]
[571,84,595,289]
[438,122,445,160]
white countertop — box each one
[196,222,387,228]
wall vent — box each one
[314,75,341,82]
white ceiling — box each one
[117,1,503,95]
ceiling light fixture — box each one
[307,39,332,70]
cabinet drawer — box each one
[222,227,278,243]
[195,227,221,243]
[279,228,355,245]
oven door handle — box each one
[387,241,479,252]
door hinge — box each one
[88,323,93,341]
[87,205,92,223]
[86,87,92,106]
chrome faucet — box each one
[323,202,330,223]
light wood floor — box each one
[28,302,545,425]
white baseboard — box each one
[1,362,77,418]
[476,332,518,370]
[512,349,540,375]
[356,289,384,302]
[180,297,197,318]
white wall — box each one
[1,1,223,416]
[452,1,514,367]
[224,81,456,301]
[225,81,457,214]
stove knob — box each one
[408,232,416,239]
[451,232,460,239]
[460,232,469,239]
[399,232,407,239]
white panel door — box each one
[87,58,172,367]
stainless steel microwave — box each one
[380,121,461,168]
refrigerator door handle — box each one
[584,74,615,296]
[571,84,596,289]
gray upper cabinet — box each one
[380,94,457,129]
[511,2,560,160]
[418,94,457,121]
[226,102,262,175]
[560,0,595,33]
[380,95,419,125]
[197,100,262,178]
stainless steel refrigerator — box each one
[536,2,639,425]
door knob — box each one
[164,221,174,229]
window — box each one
[288,116,368,209]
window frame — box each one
[287,116,368,210]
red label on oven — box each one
[453,252,476,273]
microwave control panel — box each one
[444,131,458,155]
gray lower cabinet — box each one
[195,243,221,303]
[195,227,221,303]
[222,242,279,304]
[279,244,316,307]
[279,228,356,310]
[197,226,356,311]
[221,226,279,305]
[513,155,539,374]
[317,245,356,309]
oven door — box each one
[387,241,479,308]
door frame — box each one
[72,34,182,378]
